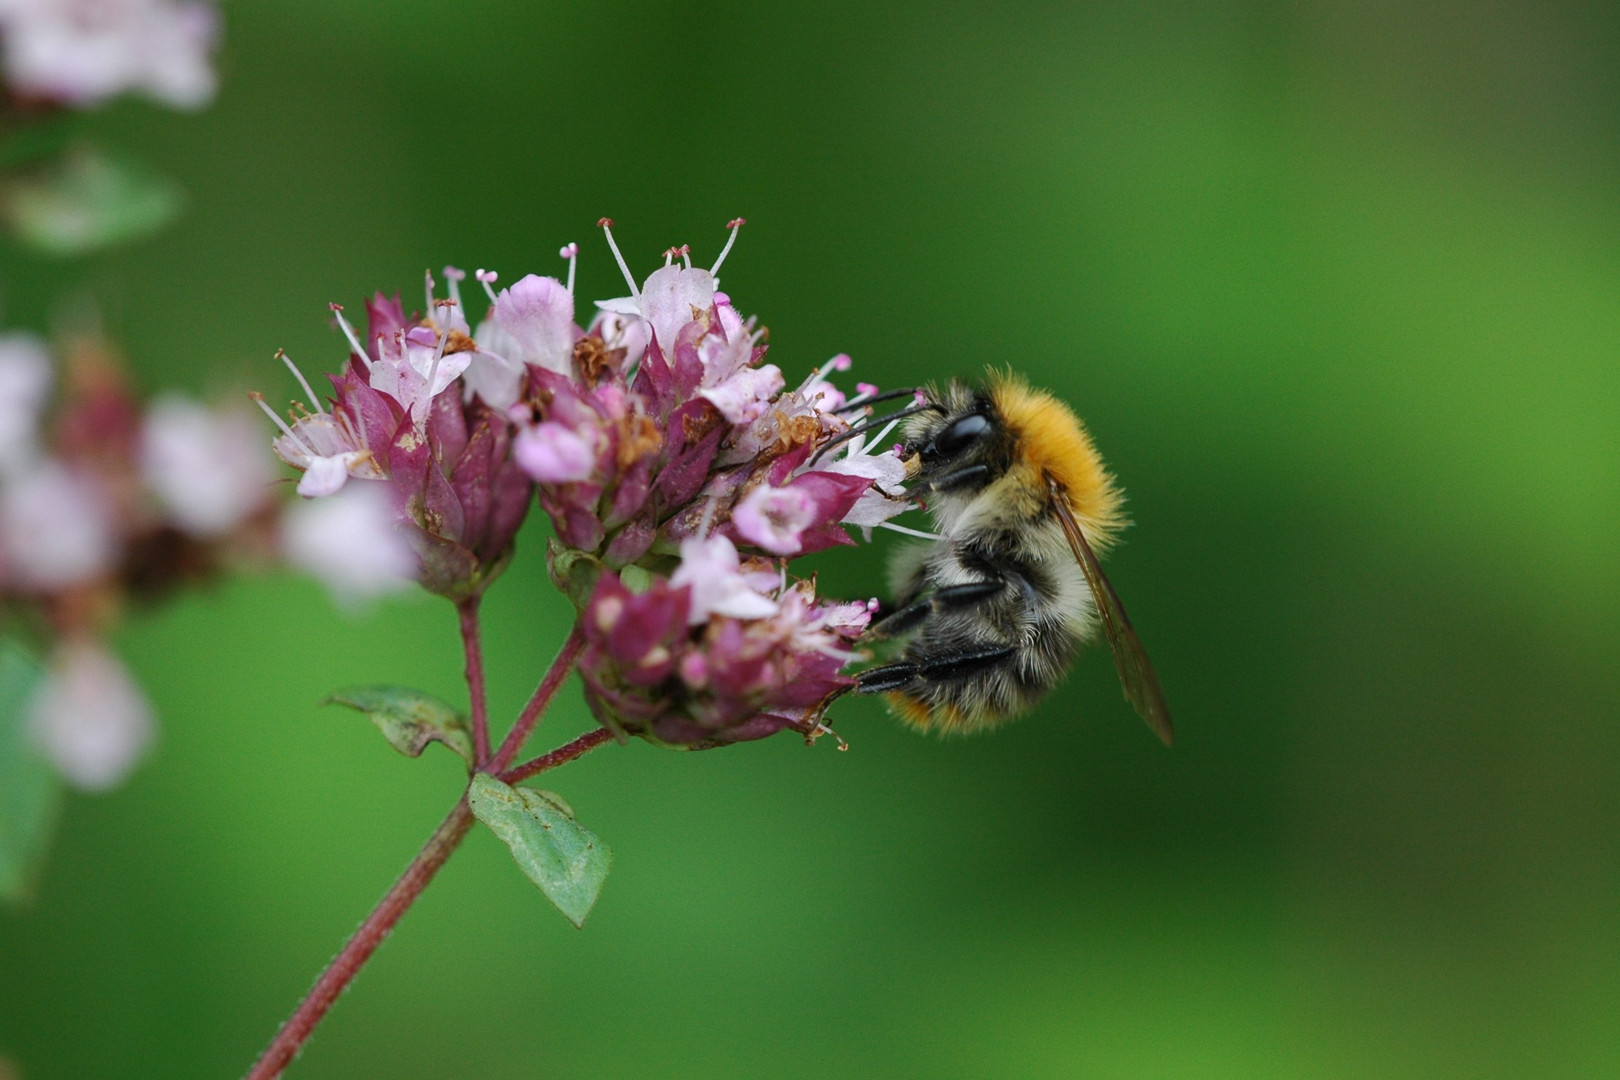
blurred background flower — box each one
[0,0,218,110]
[2,2,1618,1079]
[0,330,277,818]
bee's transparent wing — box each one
[1049,480,1173,746]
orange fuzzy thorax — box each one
[986,370,1125,549]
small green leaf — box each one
[0,639,61,904]
[2,144,182,257]
[468,773,611,928]
[324,685,473,766]
[546,539,605,613]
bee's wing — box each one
[1049,480,1174,746]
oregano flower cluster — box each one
[260,220,915,748]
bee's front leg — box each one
[864,578,1004,641]
[854,645,1018,694]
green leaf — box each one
[546,539,605,613]
[1,144,182,257]
[468,773,611,928]
[0,639,61,904]
[324,685,474,766]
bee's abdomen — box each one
[879,621,1074,734]
[858,547,1086,734]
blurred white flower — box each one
[281,482,414,603]
[141,394,271,537]
[28,638,155,792]
[0,458,114,590]
[0,332,51,473]
[0,0,220,110]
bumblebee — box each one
[852,372,1172,745]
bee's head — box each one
[902,384,1011,497]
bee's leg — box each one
[852,661,920,694]
[855,644,1018,694]
[914,644,1018,679]
[865,579,1004,640]
[923,464,992,495]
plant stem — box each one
[500,726,614,784]
[242,632,589,1079]
[488,627,584,775]
[241,797,476,1080]
[457,598,491,765]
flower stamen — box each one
[876,521,944,541]
[557,244,578,295]
[798,352,852,393]
[442,266,466,318]
[599,218,639,300]
[476,268,500,305]
[330,304,371,369]
[278,350,325,415]
[711,218,746,275]
[250,391,316,457]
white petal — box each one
[297,454,355,498]
[698,364,784,425]
[459,347,526,411]
[594,297,644,317]
[670,535,779,624]
[639,265,715,351]
[491,274,575,373]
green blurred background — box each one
[3,1,1618,1076]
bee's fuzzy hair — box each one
[984,369,1126,552]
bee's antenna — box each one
[833,387,919,414]
[808,401,941,466]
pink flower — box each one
[140,395,272,537]
[484,274,577,373]
[0,459,115,590]
[587,309,649,370]
[577,557,866,748]
[513,420,596,484]
[281,483,414,603]
[0,0,221,110]
[368,325,471,425]
[732,483,819,555]
[598,264,715,361]
[263,284,538,600]
[668,534,778,622]
[594,219,745,360]
[801,430,910,532]
[27,638,154,792]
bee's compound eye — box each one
[928,413,993,459]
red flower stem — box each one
[241,796,476,1080]
[499,726,615,785]
[457,598,491,765]
[488,627,584,775]
[242,634,590,1080]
